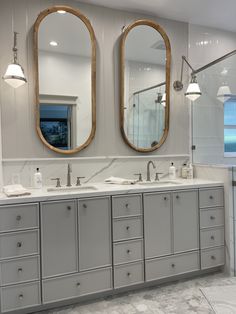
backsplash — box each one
[3,156,189,188]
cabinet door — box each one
[78,197,112,271]
[172,190,199,253]
[41,200,77,278]
[144,193,171,258]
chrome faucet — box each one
[66,163,72,187]
[146,160,156,181]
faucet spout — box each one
[66,163,72,187]
[147,160,156,181]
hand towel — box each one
[104,176,136,185]
[3,184,31,197]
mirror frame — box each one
[120,19,171,152]
[34,6,96,154]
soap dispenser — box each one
[34,168,43,189]
[169,162,176,180]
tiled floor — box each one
[39,272,236,314]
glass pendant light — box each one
[185,75,201,101]
[217,85,232,103]
[3,32,27,88]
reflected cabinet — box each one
[120,20,171,152]
[34,6,96,154]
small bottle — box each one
[34,168,43,189]
[169,162,176,180]
[187,163,193,179]
[181,163,188,179]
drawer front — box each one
[200,208,224,228]
[0,256,40,286]
[112,195,142,218]
[201,247,225,269]
[200,228,224,249]
[1,281,40,312]
[199,188,224,208]
[0,203,39,233]
[113,217,143,241]
[43,267,112,304]
[113,239,143,265]
[0,230,39,260]
[114,262,144,288]
[146,251,200,282]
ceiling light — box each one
[57,10,66,14]
[217,85,232,103]
[2,32,27,88]
[50,41,58,47]
[185,75,201,101]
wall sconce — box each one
[160,92,166,106]
[174,49,236,102]
[2,32,27,88]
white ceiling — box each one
[76,0,236,32]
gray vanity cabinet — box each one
[144,192,172,258]
[41,200,78,278]
[78,197,112,271]
[172,190,199,253]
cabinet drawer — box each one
[112,194,142,218]
[200,228,224,249]
[199,188,224,208]
[113,217,143,242]
[0,256,40,286]
[113,239,143,265]
[42,267,112,304]
[146,251,200,282]
[0,203,39,233]
[200,208,224,228]
[201,247,225,269]
[0,230,39,260]
[114,262,144,288]
[1,281,40,312]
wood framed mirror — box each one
[120,20,171,152]
[34,6,96,154]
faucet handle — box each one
[134,173,142,182]
[76,176,85,186]
[51,178,61,187]
[155,173,163,181]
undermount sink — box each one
[137,180,182,186]
[47,185,98,192]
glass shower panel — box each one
[192,54,236,164]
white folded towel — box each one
[3,184,31,197]
[104,176,136,185]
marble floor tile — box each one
[38,272,236,314]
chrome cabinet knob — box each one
[17,242,22,248]
[171,263,175,268]
[210,235,215,240]
[17,267,23,273]
[126,249,131,254]
[127,272,131,277]
[18,294,24,300]
[211,255,216,260]
[83,204,87,209]
[164,196,168,201]
[125,203,130,209]
[210,216,215,220]
[126,226,130,231]
[176,195,179,199]
[16,215,22,221]
[209,195,214,199]
[76,282,81,287]
[67,206,71,211]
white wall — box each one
[0,0,189,161]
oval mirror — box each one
[34,6,96,154]
[120,20,171,152]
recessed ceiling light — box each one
[50,41,58,47]
[57,10,66,14]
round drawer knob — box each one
[125,203,130,209]
[211,255,216,260]
[164,197,168,201]
[176,195,179,199]
[126,226,130,231]
[210,216,215,220]
[83,204,87,209]
[209,195,214,199]
[76,282,81,287]
[126,249,131,254]
[17,242,22,248]
[18,294,24,300]
[67,206,71,211]
[210,235,215,240]
[171,263,175,268]
[18,267,23,273]
[127,272,131,277]
[16,215,22,221]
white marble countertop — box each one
[0,178,224,205]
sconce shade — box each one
[185,76,201,101]
[3,63,27,88]
[161,92,166,106]
[217,85,232,103]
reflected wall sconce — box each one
[160,92,166,106]
[173,49,236,102]
[2,32,27,88]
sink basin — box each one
[138,180,182,186]
[47,185,98,192]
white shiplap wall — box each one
[0,0,189,159]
